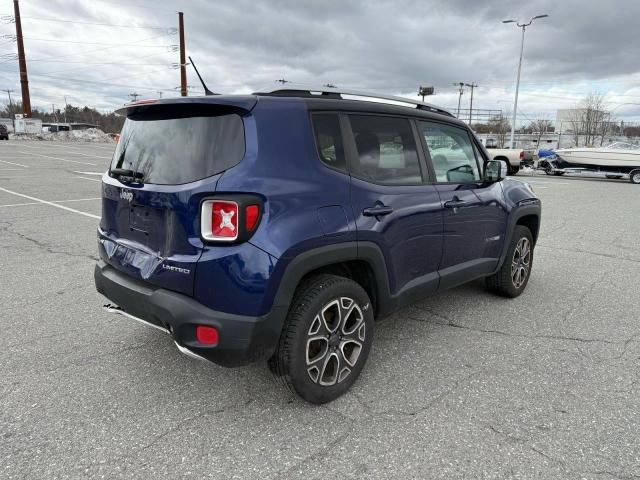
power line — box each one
[11,15,175,31]
[22,36,176,48]
[27,32,175,62]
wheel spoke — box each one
[340,339,363,367]
[321,300,341,333]
[341,301,364,336]
[306,336,329,365]
[319,351,340,386]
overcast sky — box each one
[0,0,639,124]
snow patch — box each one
[9,128,115,143]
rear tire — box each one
[486,225,534,298]
[630,169,640,184]
[273,274,374,404]
[508,165,520,176]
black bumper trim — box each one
[94,261,286,367]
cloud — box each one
[0,0,638,122]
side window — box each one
[349,115,422,185]
[311,113,346,172]
[418,121,481,183]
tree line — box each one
[0,102,125,133]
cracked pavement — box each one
[1,141,639,479]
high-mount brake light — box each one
[125,98,159,107]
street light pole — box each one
[503,14,548,148]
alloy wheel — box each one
[511,237,531,289]
[305,297,366,386]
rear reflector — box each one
[196,325,219,345]
[245,205,259,231]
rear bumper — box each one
[94,261,286,367]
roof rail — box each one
[254,86,453,117]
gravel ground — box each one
[1,140,639,479]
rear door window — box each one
[111,114,245,185]
[348,115,422,185]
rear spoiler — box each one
[115,96,258,116]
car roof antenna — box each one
[189,56,217,95]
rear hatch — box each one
[98,98,255,296]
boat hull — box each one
[554,149,640,172]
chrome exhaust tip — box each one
[102,303,170,335]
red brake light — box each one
[200,198,261,243]
[245,205,259,231]
[196,325,219,345]
[520,151,524,160]
[201,200,239,241]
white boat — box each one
[554,142,640,171]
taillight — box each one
[519,151,524,160]
[200,197,262,243]
[245,205,259,231]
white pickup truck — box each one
[484,147,525,175]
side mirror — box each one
[484,159,508,182]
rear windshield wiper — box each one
[110,168,144,181]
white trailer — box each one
[14,116,43,134]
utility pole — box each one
[157,91,163,99]
[64,95,68,124]
[5,89,14,106]
[465,83,478,124]
[454,82,465,118]
[178,11,187,97]
[13,0,31,116]
[276,79,290,85]
[129,92,140,102]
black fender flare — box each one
[493,200,542,274]
[270,241,392,318]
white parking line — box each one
[0,186,100,219]
[74,171,104,176]
[74,176,102,182]
[20,151,96,166]
[0,159,28,168]
[0,197,101,208]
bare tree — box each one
[567,93,613,146]
[527,119,553,147]
[488,113,511,148]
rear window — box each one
[110,114,245,185]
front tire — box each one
[273,274,374,404]
[486,225,534,298]
[630,169,640,185]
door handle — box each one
[444,199,467,209]
[363,205,393,217]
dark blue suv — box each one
[95,88,541,404]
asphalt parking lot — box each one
[1,140,639,479]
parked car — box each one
[0,124,9,140]
[95,88,541,404]
[485,146,525,175]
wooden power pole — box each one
[13,0,31,116]
[178,11,187,97]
